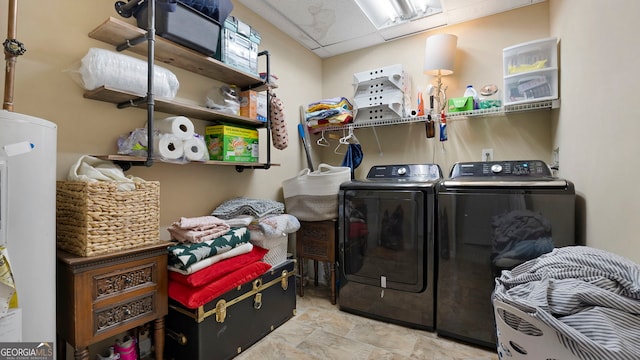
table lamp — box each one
[424,33,457,112]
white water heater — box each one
[0,110,56,343]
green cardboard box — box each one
[448,96,474,113]
[205,124,259,162]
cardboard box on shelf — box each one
[448,96,474,112]
[205,124,258,162]
[257,92,267,122]
[239,90,257,119]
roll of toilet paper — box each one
[153,116,195,140]
[183,136,208,161]
[154,133,184,160]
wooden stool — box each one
[296,219,337,304]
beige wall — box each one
[550,0,640,262]
[0,0,321,239]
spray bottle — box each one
[439,110,448,141]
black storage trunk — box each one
[165,260,297,360]
[135,1,221,57]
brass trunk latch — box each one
[281,270,289,290]
[254,292,262,309]
[215,299,227,323]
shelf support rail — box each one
[236,50,272,172]
[112,0,156,168]
[143,0,156,167]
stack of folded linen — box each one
[166,197,302,309]
[304,97,353,133]
[211,197,300,266]
[167,216,272,309]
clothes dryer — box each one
[338,164,442,330]
[436,160,576,349]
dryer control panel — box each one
[450,160,552,178]
[366,163,442,181]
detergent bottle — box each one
[463,85,479,109]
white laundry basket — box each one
[493,300,581,360]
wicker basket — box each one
[250,234,288,266]
[56,181,160,256]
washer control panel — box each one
[450,160,552,178]
[366,164,442,181]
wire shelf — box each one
[314,99,558,132]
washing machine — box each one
[337,163,442,330]
[436,160,576,349]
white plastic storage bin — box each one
[503,37,558,76]
[494,300,580,360]
[504,69,557,105]
[503,37,558,106]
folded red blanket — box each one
[168,261,272,309]
[168,245,268,287]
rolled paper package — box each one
[183,136,208,161]
[154,133,184,160]
[153,116,195,140]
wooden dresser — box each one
[56,242,169,360]
[296,220,337,304]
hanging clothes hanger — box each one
[335,129,347,154]
[316,130,330,147]
[339,126,358,144]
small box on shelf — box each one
[239,90,257,119]
[448,96,475,113]
[257,92,267,122]
[205,124,259,162]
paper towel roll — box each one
[154,133,184,160]
[154,116,195,140]
[183,137,208,161]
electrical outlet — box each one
[482,148,493,161]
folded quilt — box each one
[168,215,231,243]
[211,197,285,219]
[169,261,272,309]
[168,242,254,275]
[168,227,250,270]
[168,244,268,287]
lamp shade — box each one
[424,33,457,76]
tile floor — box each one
[235,284,500,360]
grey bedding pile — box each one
[211,197,285,219]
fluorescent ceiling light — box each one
[354,0,443,29]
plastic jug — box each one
[463,85,479,109]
